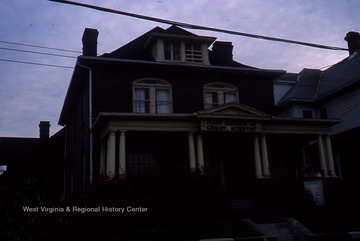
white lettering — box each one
[126,206,148,212]
[40,206,64,213]
[101,206,125,213]
[72,206,101,213]
[23,206,39,212]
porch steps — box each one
[242,217,315,241]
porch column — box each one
[260,134,270,177]
[197,133,205,174]
[317,135,328,177]
[188,133,197,173]
[119,131,126,177]
[253,134,263,178]
[301,145,308,169]
[325,135,336,177]
[106,131,116,176]
[100,140,106,175]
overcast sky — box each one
[0,0,359,137]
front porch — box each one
[90,103,338,203]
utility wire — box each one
[0,47,78,59]
[0,40,81,53]
[0,58,74,69]
[49,0,349,52]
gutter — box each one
[77,61,94,184]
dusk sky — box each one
[1,0,359,137]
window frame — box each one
[162,41,204,63]
[185,43,203,63]
[127,152,159,177]
[203,82,239,109]
[164,41,181,61]
[133,79,173,114]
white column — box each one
[318,135,328,177]
[325,135,336,177]
[253,135,263,178]
[119,131,126,177]
[260,134,270,177]
[188,133,197,173]
[106,131,116,177]
[197,133,205,175]
[100,140,106,175]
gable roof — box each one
[196,102,271,120]
[277,51,360,106]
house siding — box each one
[320,88,360,135]
[91,64,276,116]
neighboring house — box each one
[59,25,338,200]
[275,31,360,179]
[0,122,65,205]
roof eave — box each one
[78,55,286,75]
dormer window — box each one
[185,43,202,62]
[164,42,180,61]
[163,41,204,63]
[151,39,211,64]
[145,26,216,65]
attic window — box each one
[164,42,180,61]
[185,43,202,62]
[161,41,205,63]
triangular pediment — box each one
[196,102,270,117]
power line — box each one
[0,58,74,69]
[0,40,81,54]
[0,47,78,59]
[49,0,349,52]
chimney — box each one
[39,121,50,139]
[82,28,99,56]
[344,31,360,56]
[211,41,233,65]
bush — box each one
[259,168,314,216]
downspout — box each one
[77,62,93,184]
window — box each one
[133,79,172,113]
[203,83,238,109]
[185,43,202,62]
[319,108,328,119]
[302,110,313,118]
[127,153,158,177]
[163,42,203,63]
[164,42,180,61]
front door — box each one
[204,132,255,198]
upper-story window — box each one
[164,42,181,61]
[163,42,203,63]
[302,110,313,119]
[133,79,172,114]
[203,83,238,109]
[152,40,210,64]
[185,43,202,62]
